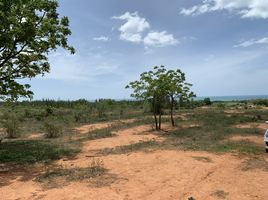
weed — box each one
[166,109,266,154]
[98,140,158,156]
[3,114,21,138]
[43,121,63,138]
[36,159,106,182]
[0,140,79,164]
[211,190,229,199]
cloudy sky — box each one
[29,0,268,100]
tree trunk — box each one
[154,112,158,130]
[158,113,162,130]
[170,96,175,126]
[153,96,159,130]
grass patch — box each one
[83,127,115,141]
[211,141,264,155]
[36,159,106,182]
[211,190,229,199]
[241,157,268,171]
[79,117,155,142]
[98,140,159,156]
[0,140,79,165]
[166,109,267,155]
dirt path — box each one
[75,119,136,134]
[1,121,268,200]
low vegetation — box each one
[36,159,106,182]
[0,99,267,166]
[3,113,21,138]
[43,121,63,138]
[0,140,79,164]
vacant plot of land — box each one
[1,107,268,200]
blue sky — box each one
[29,0,268,100]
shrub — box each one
[43,122,63,138]
[216,103,226,109]
[0,132,7,143]
[74,111,91,123]
[252,99,268,107]
[3,114,21,138]
[24,109,32,118]
[203,98,212,106]
[45,107,54,116]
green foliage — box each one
[3,113,21,138]
[45,107,54,116]
[98,140,158,156]
[0,0,75,100]
[126,66,194,129]
[43,121,63,138]
[252,99,268,107]
[216,103,226,109]
[167,109,266,155]
[203,98,212,105]
[0,140,79,164]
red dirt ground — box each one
[1,121,268,200]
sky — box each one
[28,0,268,100]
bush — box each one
[43,122,63,138]
[24,109,32,118]
[45,107,54,116]
[203,98,212,106]
[252,99,268,107]
[216,103,226,109]
[3,114,21,138]
[74,111,91,123]
[0,132,7,143]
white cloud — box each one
[180,0,268,19]
[42,51,121,81]
[93,36,109,42]
[234,37,268,47]
[113,12,179,48]
[112,12,150,43]
[143,31,178,47]
[180,4,211,16]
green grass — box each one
[166,108,267,155]
[97,140,158,156]
[86,108,268,156]
[0,102,267,166]
[0,140,80,164]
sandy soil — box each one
[224,110,245,114]
[75,119,136,134]
[26,133,45,139]
[229,135,264,145]
[235,122,268,131]
[1,121,268,200]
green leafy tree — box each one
[0,0,75,100]
[126,66,168,130]
[126,66,195,130]
[164,69,195,126]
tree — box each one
[203,97,212,106]
[126,66,168,130]
[126,66,195,130]
[0,0,75,100]
[164,69,195,126]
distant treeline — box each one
[0,99,143,108]
[0,98,267,109]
